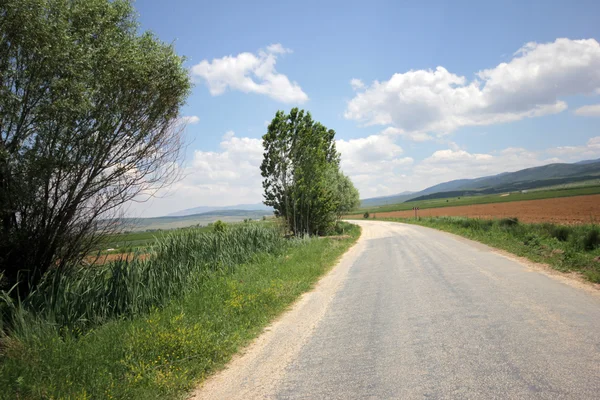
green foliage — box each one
[329,169,360,217]
[4,224,287,332]
[582,228,600,251]
[546,225,571,242]
[0,0,191,296]
[0,224,360,399]
[213,220,227,233]
[498,217,519,227]
[523,233,541,247]
[364,211,370,219]
[261,108,359,235]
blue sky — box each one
[130,0,600,217]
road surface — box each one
[192,220,600,399]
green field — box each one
[350,185,600,215]
[96,225,215,253]
[119,210,273,232]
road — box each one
[192,220,600,399]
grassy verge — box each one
[0,223,360,399]
[381,217,600,283]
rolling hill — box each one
[168,202,272,217]
[361,158,600,207]
[119,209,273,232]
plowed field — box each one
[372,194,600,224]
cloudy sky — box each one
[129,0,600,217]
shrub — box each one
[363,212,370,219]
[523,234,541,247]
[498,217,519,227]
[213,220,227,233]
[582,228,600,251]
[550,226,571,242]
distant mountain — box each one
[360,192,416,207]
[121,209,273,231]
[360,159,600,207]
[407,160,600,202]
[168,202,272,217]
[575,158,600,165]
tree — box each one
[0,0,191,295]
[329,169,360,218]
[261,108,358,236]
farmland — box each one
[361,194,600,224]
[350,185,600,218]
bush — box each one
[213,220,227,233]
[498,217,519,227]
[582,228,600,251]
[363,212,370,219]
[523,234,541,247]
[550,226,571,242]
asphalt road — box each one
[194,220,600,399]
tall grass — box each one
[0,222,360,399]
[2,223,288,333]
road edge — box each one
[188,225,367,399]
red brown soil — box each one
[371,194,600,224]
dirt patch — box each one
[373,194,600,224]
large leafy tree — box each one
[0,0,191,295]
[261,108,358,235]
[330,170,360,219]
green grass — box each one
[382,216,600,283]
[95,226,215,253]
[351,185,600,215]
[0,222,360,399]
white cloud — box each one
[346,38,600,137]
[222,130,235,140]
[266,43,291,54]
[350,78,365,91]
[574,104,600,116]
[126,131,265,217]
[339,134,600,200]
[177,115,200,125]
[545,136,600,160]
[336,133,414,198]
[191,44,308,104]
[381,127,433,142]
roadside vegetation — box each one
[0,222,360,399]
[94,226,215,255]
[0,0,364,398]
[351,185,600,215]
[383,217,600,283]
[262,108,360,235]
